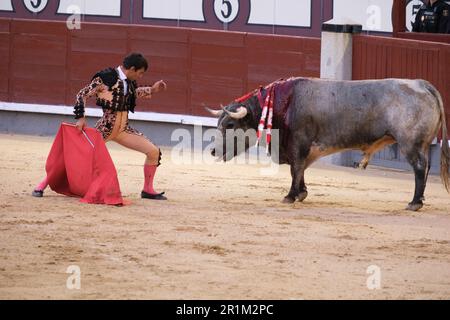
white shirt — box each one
[117,66,128,94]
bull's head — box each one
[206,98,259,161]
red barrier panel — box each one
[353,35,450,132]
[10,20,68,105]
[190,29,247,116]
[0,19,10,102]
[129,25,190,115]
[0,18,321,118]
[397,32,450,45]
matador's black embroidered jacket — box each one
[73,68,153,119]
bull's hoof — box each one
[282,196,296,204]
[297,191,308,202]
[406,201,423,211]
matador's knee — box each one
[145,147,161,166]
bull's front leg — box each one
[298,177,308,202]
[283,158,306,203]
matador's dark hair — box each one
[123,52,148,71]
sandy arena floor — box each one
[0,133,449,299]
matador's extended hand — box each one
[151,80,167,93]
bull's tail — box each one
[425,82,450,192]
[440,103,450,193]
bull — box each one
[207,77,450,211]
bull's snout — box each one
[211,148,216,157]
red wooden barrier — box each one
[0,18,321,118]
[397,32,450,44]
[0,19,10,102]
[353,35,450,132]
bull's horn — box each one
[225,106,248,119]
[204,106,224,117]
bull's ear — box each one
[225,106,248,119]
[204,106,224,117]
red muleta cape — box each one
[45,123,123,205]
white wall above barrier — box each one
[57,0,121,16]
[8,1,450,37]
[247,0,312,27]
[333,0,393,32]
[143,0,205,21]
[0,1,13,11]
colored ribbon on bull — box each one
[235,83,276,155]
[255,85,275,155]
[255,88,270,147]
[235,91,255,103]
[266,87,275,155]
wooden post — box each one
[392,0,407,37]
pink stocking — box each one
[143,164,159,194]
[35,176,48,191]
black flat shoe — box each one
[141,191,167,200]
[32,190,44,197]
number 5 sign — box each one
[214,0,239,23]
